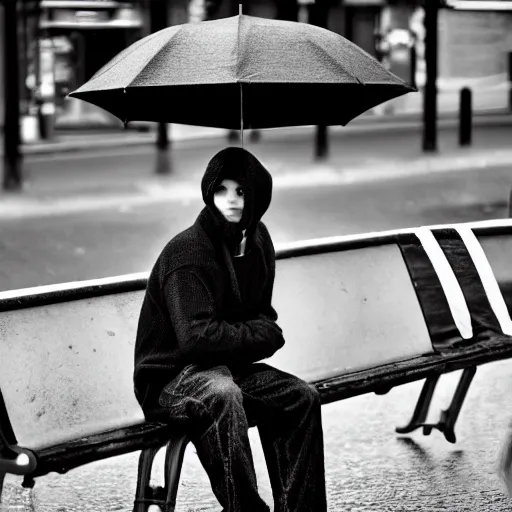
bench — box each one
[2,218,512,511]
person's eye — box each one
[214,185,226,194]
[237,188,244,197]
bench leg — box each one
[133,445,160,512]
[133,434,189,512]
[162,435,189,512]
[0,471,4,504]
[425,366,477,444]
[396,367,477,444]
[395,373,440,435]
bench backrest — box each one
[1,220,512,451]
[268,244,432,381]
[0,288,146,450]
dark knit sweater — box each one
[133,148,284,418]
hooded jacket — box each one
[133,147,285,417]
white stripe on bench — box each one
[414,227,473,340]
[457,227,512,336]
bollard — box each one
[315,125,329,160]
[459,87,472,147]
[249,130,261,143]
[227,130,240,143]
[155,123,172,175]
[508,52,512,112]
[2,0,23,191]
[410,43,417,90]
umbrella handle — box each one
[240,82,244,148]
[239,4,243,148]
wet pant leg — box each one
[158,364,270,512]
[234,363,327,512]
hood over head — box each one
[201,147,273,247]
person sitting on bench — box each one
[133,147,327,512]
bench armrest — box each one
[0,444,37,476]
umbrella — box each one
[69,13,415,134]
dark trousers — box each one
[158,363,327,512]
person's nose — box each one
[227,190,238,205]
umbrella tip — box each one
[239,3,242,15]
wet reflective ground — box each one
[3,360,512,511]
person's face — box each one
[213,179,244,223]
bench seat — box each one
[25,421,173,480]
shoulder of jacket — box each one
[166,223,212,252]
[256,220,271,239]
[155,224,216,275]
[255,221,274,247]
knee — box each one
[210,377,243,402]
[203,373,243,409]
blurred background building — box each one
[1,0,511,142]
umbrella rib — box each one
[308,39,364,86]
[125,25,189,89]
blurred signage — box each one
[39,0,142,29]
[52,9,109,22]
[344,0,386,5]
[439,9,509,77]
[445,0,512,10]
[41,1,125,7]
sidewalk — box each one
[17,108,512,156]
[0,112,511,220]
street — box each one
[1,159,512,292]
[1,124,512,510]
[3,163,512,291]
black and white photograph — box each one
[1,0,512,510]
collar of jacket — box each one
[196,207,264,308]
[196,207,243,306]
[197,206,257,255]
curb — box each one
[18,111,512,157]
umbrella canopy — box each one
[69,14,415,130]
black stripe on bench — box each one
[397,233,461,351]
[433,228,502,341]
